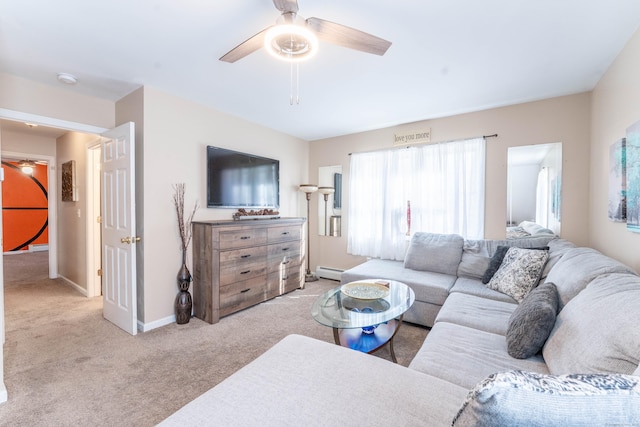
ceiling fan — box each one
[220,0,392,63]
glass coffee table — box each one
[311,279,415,363]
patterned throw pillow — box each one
[486,247,549,302]
[452,371,640,427]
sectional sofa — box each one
[160,233,640,426]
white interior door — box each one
[101,122,137,335]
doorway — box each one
[1,151,57,279]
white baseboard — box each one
[137,315,176,332]
[58,275,87,297]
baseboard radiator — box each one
[315,266,344,281]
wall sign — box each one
[393,128,431,146]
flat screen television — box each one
[207,146,280,209]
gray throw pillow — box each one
[486,247,549,303]
[403,232,463,275]
[452,370,640,427]
[506,282,559,359]
[481,245,510,284]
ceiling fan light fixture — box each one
[18,159,36,175]
[264,24,318,62]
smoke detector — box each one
[57,73,78,85]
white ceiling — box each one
[1,0,640,141]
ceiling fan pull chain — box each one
[290,61,294,105]
[296,62,300,105]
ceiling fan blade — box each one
[306,17,391,56]
[219,27,272,63]
[273,0,298,13]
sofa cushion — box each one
[452,370,640,427]
[481,245,510,284]
[409,322,549,390]
[450,277,517,303]
[159,335,469,426]
[540,238,576,280]
[435,292,516,336]
[506,282,559,359]
[404,232,463,275]
[543,273,640,375]
[341,258,455,305]
[487,247,549,303]
[519,220,555,236]
[545,247,636,309]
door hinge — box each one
[96,216,102,223]
[97,269,102,277]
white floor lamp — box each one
[299,184,319,283]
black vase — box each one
[175,256,192,324]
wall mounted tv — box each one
[207,146,280,209]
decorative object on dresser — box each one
[299,184,319,282]
[192,218,305,324]
[172,183,198,324]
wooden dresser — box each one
[192,218,306,324]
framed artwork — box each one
[626,121,640,232]
[61,160,77,202]
[608,138,626,222]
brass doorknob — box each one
[120,237,132,244]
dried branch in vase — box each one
[172,183,199,253]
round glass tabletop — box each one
[311,279,415,329]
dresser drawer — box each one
[219,246,267,286]
[219,276,271,317]
[267,267,303,295]
[267,225,301,243]
[267,241,302,264]
[219,228,268,250]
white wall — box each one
[590,27,640,272]
[507,163,539,225]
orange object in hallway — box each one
[1,161,49,252]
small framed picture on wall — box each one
[61,160,78,202]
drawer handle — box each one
[281,231,290,235]
[240,288,251,293]
[282,260,291,265]
[240,236,251,240]
[240,254,251,259]
[240,270,251,275]
[282,275,288,280]
[281,247,290,252]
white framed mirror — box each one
[507,143,562,238]
[318,165,342,236]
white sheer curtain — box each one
[535,166,549,227]
[348,137,485,260]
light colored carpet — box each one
[0,252,429,426]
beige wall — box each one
[309,93,592,271]
[117,86,310,327]
[56,132,101,289]
[590,28,640,273]
[0,73,115,129]
[0,130,56,157]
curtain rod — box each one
[348,133,498,156]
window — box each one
[347,137,485,259]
